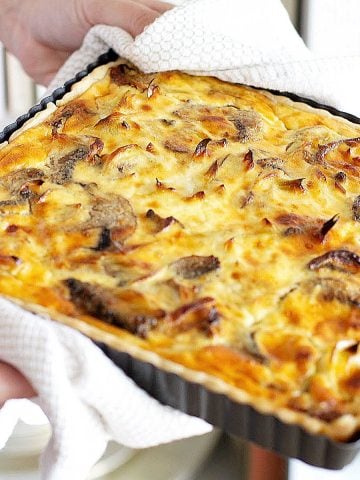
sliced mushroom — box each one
[308,250,360,274]
[0,168,44,194]
[172,255,220,279]
[352,196,360,222]
[276,212,329,239]
[303,277,360,308]
[229,108,263,142]
[49,147,90,185]
[173,105,262,142]
[242,332,267,363]
[49,101,93,133]
[257,157,286,174]
[102,257,154,286]
[65,278,164,337]
[277,213,308,236]
[164,137,191,153]
[81,193,137,244]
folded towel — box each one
[49,0,360,115]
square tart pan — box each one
[1,49,359,470]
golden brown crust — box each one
[1,61,360,442]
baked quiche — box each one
[0,61,360,443]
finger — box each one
[20,41,71,85]
[137,0,174,14]
[0,362,36,406]
[25,54,70,86]
[85,0,162,37]
[41,68,66,88]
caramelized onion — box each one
[147,80,159,98]
[146,209,182,233]
[316,137,360,163]
[281,178,306,193]
[241,191,254,208]
[156,178,175,191]
[169,297,219,335]
[0,254,21,266]
[319,214,339,240]
[243,150,254,170]
[194,138,212,157]
[205,155,228,178]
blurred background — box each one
[0,0,360,478]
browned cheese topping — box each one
[1,62,360,441]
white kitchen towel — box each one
[0,298,211,480]
[1,0,360,479]
[48,0,360,116]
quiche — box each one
[0,61,360,444]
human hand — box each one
[0,361,36,407]
[0,0,172,85]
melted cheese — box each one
[0,63,360,441]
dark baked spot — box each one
[172,255,220,279]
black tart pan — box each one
[1,49,360,469]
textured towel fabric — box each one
[48,0,360,115]
[1,0,360,479]
[0,299,211,480]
